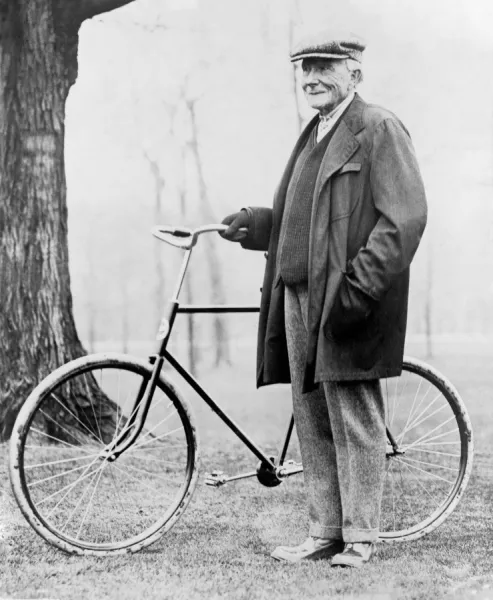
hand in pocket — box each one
[329,276,376,340]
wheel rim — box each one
[17,360,195,551]
[380,360,471,541]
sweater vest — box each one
[277,123,338,285]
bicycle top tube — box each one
[151,223,247,250]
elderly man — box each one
[220,32,427,567]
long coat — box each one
[241,94,428,391]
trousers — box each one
[284,284,387,542]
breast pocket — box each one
[329,162,362,222]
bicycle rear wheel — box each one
[380,356,473,541]
[9,353,198,555]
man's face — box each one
[301,58,356,115]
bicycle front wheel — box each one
[380,356,473,542]
[9,353,199,555]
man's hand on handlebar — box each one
[219,210,249,242]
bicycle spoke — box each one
[398,459,442,509]
[399,381,432,443]
[390,375,408,429]
[136,409,180,444]
[24,444,98,452]
[75,462,107,540]
[126,451,184,467]
[396,461,418,522]
[396,454,458,473]
[398,393,447,441]
[414,440,461,447]
[60,465,103,533]
[24,453,100,470]
[394,457,455,485]
[408,447,460,458]
[110,461,173,495]
[29,427,95,452]
[41,464,104,512]
[108,464,135,525]
[27,454,104,488]
[129,426,184,451]
[399,376,425,442]
[49,393,103,445]
[403,423,458,452]
[39,457,104,508]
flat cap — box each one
[290,30,366,63]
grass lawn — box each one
[1,348,493,600]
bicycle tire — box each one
[279,356,473,543]
[9,353,199,555]
[379,356,473,542]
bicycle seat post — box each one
[171,248,193,303]
[154,248,193,357]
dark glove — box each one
[328,276,376,340]
[219,209,249,242]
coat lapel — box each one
[313,94,366,199]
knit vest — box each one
[277,123,338,285]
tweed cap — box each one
[290,30,366,63]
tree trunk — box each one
[0,0,135,441]
[178,155,198,375]
[144,152,166,331]
[288,0,303,134]
[425,235,433,359]
[186,99,230,368]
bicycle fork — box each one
[100,249,195,460]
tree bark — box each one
[425,235,433,358]
[0,0,135,441]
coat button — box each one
[264,252,268,260]
[260,287,263,293]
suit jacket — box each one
[241,94,428,391]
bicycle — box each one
[9,224,474,556]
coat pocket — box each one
[329,163,362,222]
[325,273,377,341]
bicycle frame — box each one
[103,238,300,484]
[104,226,401,478]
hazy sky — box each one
[66,0,493,343]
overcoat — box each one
[241,94,428,391]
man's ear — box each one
[351,68,363,87]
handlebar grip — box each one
[171,228,193,238]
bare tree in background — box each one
[185,97,231,368]
[289,0,304,133]
[178,171,199,375]
[166,96,200,374]
[144,151,166,330]
[0,0,138,440]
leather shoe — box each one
[331,542,374,568]
[271,537,344,563]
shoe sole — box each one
[271,545,344,563]
[331,555,371,568]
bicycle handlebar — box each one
[152,224,247,249]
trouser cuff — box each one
[343,528,379,543]
[309,524,343,540]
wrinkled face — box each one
[301,58,356,115]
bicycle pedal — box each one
[204,470,228,487]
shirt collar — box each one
[319,91,356,124]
